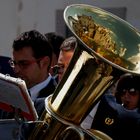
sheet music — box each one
[0,73,38,121]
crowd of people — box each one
[0,29,140,140]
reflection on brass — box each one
[69,14,134,69]
[29,46,114,140]
[70,15,116,52]
[88,129,112,140]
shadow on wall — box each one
[0,56,15,77]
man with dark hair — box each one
[82,73,140,140]
[0,30,57,140]
[10,30,57,116]
[44,32,65,75]
[8,30,58,139]
[45,32,65,60]
[56,36,77,82]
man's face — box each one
[120,88,140,110]
[57,50,74,82]
[12,46,45,88]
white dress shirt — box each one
[81,101,100,129]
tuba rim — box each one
[63,4,140,75]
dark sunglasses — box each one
[120,88,139,96]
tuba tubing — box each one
[29,45,120,140]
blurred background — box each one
[0,0,139,57]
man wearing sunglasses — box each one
[83,73,140,140]
[44,32,65,75]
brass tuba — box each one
[29,4,140,140]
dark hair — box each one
[60,36,77,51]
[115,73,140,108]
[45,32,65,59]
[12,30,52,65]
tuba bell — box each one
[29,4,140,140]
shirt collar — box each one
[29,74,52,101]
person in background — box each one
[56,36,77,82]
[0,30,57,140]
[8,30,58,140]
[44,32,65,76]
[9,30,57,117]
[0,56,15,77]
[84,73,140,140]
